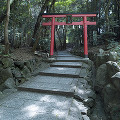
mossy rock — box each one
[21,66,31,78]
[0,68,13,84]
[14,61,24,70]
[2,58,14,68]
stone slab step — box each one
[17,86,85,102]
[57,57,82,60]
[54,55,74,57]
[52,62,83,66]
[35,72,82,78]
[17,76,76,95]
[17,87,74,97]
[17,77,88,104]
[34,66,81,75]
[30,76,77,85]
[55,60,84,62]
[43,59,86,63]
[50,64,82,68]
[41,67,80,75]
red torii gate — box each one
[42,13,96,58]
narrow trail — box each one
[0,51,95,120]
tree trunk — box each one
[32,0,51,39]
[56,28,62,50]
[54,29,57,52]
[32,26,43,52]
[32,0,56,52]
[0,0,17,24]
[4,0,10,54]
[63,28,67,50]
[104,0,111,32]
[48,0,56,12]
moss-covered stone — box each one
[24,61,32,72]
[95,64,107,93]
[106,61,120,79]
[14,61,24,69]
[0,68,13,84]
[2,58,14,68]
[21,66,31,78]
[12,67,22,78]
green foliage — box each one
[38,39,50,52]
[106,41,119,50]
[0,1,7,15]
[99,32,116,41]
[0,0,120,51]
[55,0,76,6]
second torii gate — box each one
[42,13,96,58]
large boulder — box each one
[96,54,108,68]
[0,68,13,84]
[95,64,107,92]
[106,61,120,79]
[110,104,120,120]
[102,84,118,112]
[102,83,120,120]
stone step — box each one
[35,72,83,78]
[55,60,84,62]
[50,64,82,68]
[33,66,81,77]
[17,76,76,97]
[17,85,84,102]
[54,55,73,57]
[57,56,82,60]
[44,59,86,63]
[17,86,87,107]
[52,62,83,66]
[17,87,74,97]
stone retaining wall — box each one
[71,49,120,120]
[0,56,43,91]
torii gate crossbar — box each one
[42,13,97,58]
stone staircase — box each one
[16,51,94,120]
[0,51,96,120]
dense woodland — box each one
[0,0,120,55]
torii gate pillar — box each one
[83,16,88,58]
[50,17,55,56]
